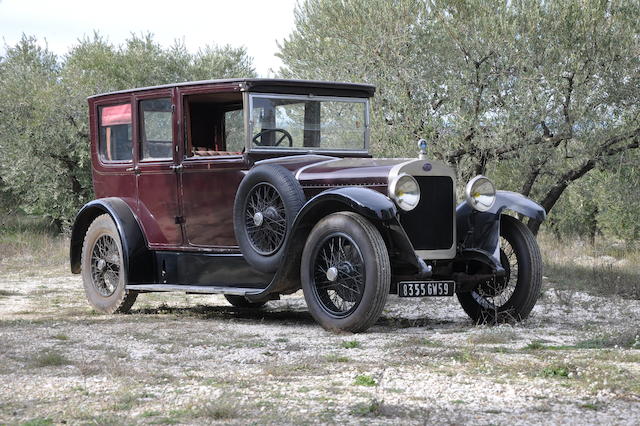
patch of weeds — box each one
[32,349,71,367]
[468,328,517,345]
[21,419,54,426]
[325,354,351,363]
[576,330,640,349]
[0,289,21,297]
[354,374,377,386]
[140,410,162,418]
[342,340,360,349]
[351,399,382,416]
[275,337,289,343]
[451,350,472,363]
[113,392,141,411]
[580,402,601,411]
[541,364,572,378]
[197,400,238,420]
[524,341,547,350]
[51,333,69,341]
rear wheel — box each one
[457,215,542,323]
[81,214,137,313]
[301,212,390,333]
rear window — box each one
[98,103,133,162]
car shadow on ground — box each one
[129,303,468,330]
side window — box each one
[98,103,132,162]
[140,98,173,160]
[225,109,244,153]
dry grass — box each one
[0,215,68,273]
[539,233,640,299]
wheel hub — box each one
[253,211,264,227]
[326,266,338,282]
[97,258,107,271]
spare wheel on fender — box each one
[233,164,305,273]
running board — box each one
[125,284,264,296]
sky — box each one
[0,0,299,76]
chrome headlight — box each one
[465,175,496,212]
[389,173,420,211]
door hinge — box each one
[175,216,186,225]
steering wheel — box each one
[252,128,293,147]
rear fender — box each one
[69,198,154,284]
[456,191,546,265]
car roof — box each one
[88,78,376,100]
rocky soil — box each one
[1,266,639,425]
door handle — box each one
[126,166,141,175]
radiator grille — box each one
[399,176,454,251]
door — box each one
[179,91,248,248]
[134,92,182,247]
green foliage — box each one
[0,33,255,230]
[353,374,377,386]
[341,340,361,349]
[279,0,640,239]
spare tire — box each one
[234,165,305,273]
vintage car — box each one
[70,78,545,332]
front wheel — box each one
[457,215,542,323]
[301,212,390,333]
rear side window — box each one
[98,103,132,162]
[140,98,173,160]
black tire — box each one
[224,294,266,309]
[457,215,542,324]
[81,214,137,313]
[234,165,305,273]
[301,212,390,333]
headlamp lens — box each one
[391,174,420,211]
[465,176,496,212]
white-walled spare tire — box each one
[233,165,305,273]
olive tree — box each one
[278,0,640,236]
[0,33,255,230]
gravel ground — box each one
[0,266,639,425]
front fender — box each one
[299,187,398,222]
[246,187,423,301]
[456,191,546,263]
[69,198,154,284]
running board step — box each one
[125,284,264,296]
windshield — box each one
[249,94,368,151]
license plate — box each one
[398,280,455,297]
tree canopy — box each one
[0,34,255,229]
[278,0,640,238]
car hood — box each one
[293,157,408,188]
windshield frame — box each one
[244,92,370,155]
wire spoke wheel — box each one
[90,234,121,297]
[244,182,287,255]
[301,212,390,333]
[457,215,542,324]
[473,236,518,309]
[311,232,366,317]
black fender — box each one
[69,198,154,284]
[456,190,546,264]
[246,187,421,301]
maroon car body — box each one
[70,79,546,332]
